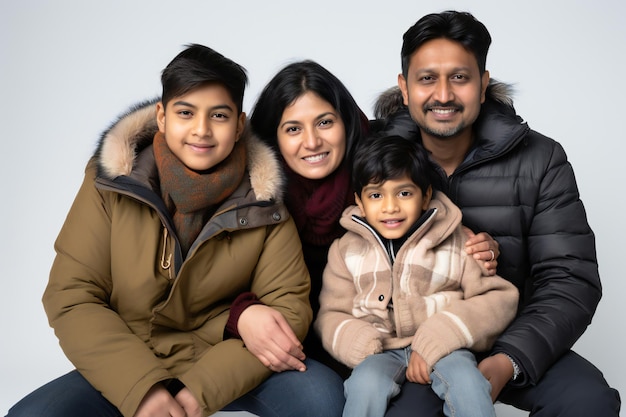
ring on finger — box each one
[488,249,495,262]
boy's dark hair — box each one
[353,134,433,198]
[401,11,492,78]
[250,60,368,164]
[161,44,248,113]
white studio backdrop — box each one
[1,1,624,416]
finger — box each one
[263,338,306,372]
[275,317,305,358]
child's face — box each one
[276,91,346,180]
[355,175,432,240]
[156,83,245,171]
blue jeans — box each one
[385,350,621,417]
[5,358,344,417]
[344,348,494,417]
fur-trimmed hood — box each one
[94,99,285,202]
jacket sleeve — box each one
[412,247,519,369]
[178,217,313,415]
[492,140,602,386]
[314,239,383,368]
[42,164,172,417]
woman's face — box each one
[277,92,346,180]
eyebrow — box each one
[279,111,336,129]
[171,100,234,112]
[415,66,473,75]
[363,182,418,192]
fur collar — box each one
[94,100,284,202]
[373,79,514,120]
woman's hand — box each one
[133,383,185,417]
[463,227,500,275]
[238,304,307,372]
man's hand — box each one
[238,304,306,372]
[133,383,185,417]
[463,227,500,275]
[406,351,431,384]
[478,353,514,402]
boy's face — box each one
[156,83,245,171]
[355,175,432,240]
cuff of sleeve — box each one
[165,378,186,397]
[500,353,521,381]
[224,292,264,340]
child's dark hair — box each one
[161,44,248,112]
[352,134,433,198]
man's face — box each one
[398,38,489,143]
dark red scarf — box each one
[153,132,246,254]
[285,162,354,247]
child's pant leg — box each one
[343,348,408,417]
[430,349,495,417]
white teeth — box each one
[432,109,455,114]
[304,153,327,162]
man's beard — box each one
[416,121,467,139]
[415,101,467,139]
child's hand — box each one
[406,351,431,384]
[133,383,185,417]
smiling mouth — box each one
[431,108,457,114]
[188,143,214,150]
[382,219,404,226]
[303,152,329,163]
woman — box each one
[249,61,369,376]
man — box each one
[374,10,621,417]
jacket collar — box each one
[93,99,284,202]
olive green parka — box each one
[42,101,312,416]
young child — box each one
[7,44,344,417]
[315,134,519,417]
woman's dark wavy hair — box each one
[401,11,492,77]
[250,60,368,165]
[352,134,434,198]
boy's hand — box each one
[406,351,431,384]
[463,227,499,275]
[133,383,185,417]
[478,353,514,402]
[238,304,307,372]
[175,387,202,417]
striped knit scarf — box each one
[153,132,246,255]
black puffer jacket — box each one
[373,82,601,387]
